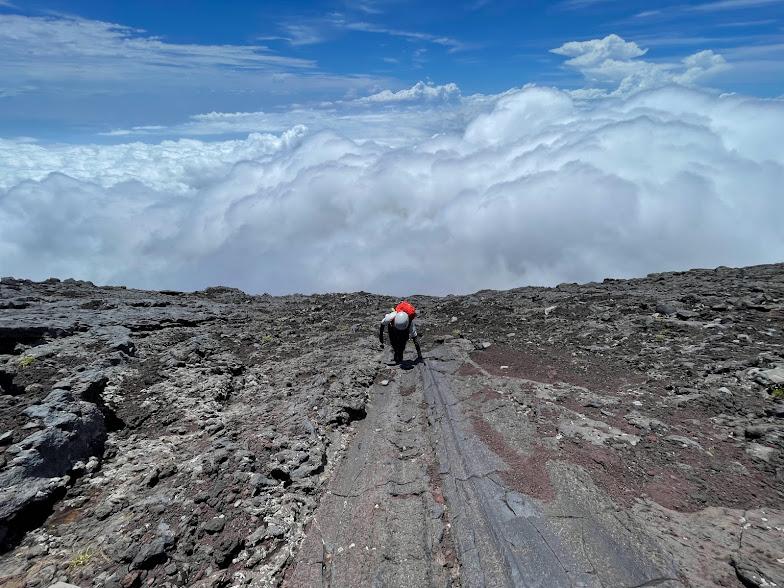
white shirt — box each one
[381,311,418,338]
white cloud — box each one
[344,0,386,14]
[631,0,783,22]
[722,42,784,59]
[678,50,729,82]
[1,82,782,295]
[552,35,648,67]
[280,23,329,46]
[552,34,729,97]
[354,81,461,103]
[340,19,472,53]
[691,0,784,11]
[268,14,473,53]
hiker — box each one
[379,301,423,364]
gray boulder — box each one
[0,388,106,550]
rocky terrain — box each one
[0,263,782,587]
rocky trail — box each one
[0,264,783,587]
[286,359,451,587]
[288,340,682,588]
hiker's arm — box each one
[379,323,385,346]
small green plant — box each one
[17,355,35,368]
[770,384,784,400]
[69,548,93,568]
[261,334,273,344]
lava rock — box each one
[202,517,226,534]
[130,538,167,570]
[214,535,243,568]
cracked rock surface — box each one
[1,263,783,587]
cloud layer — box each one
[1,76,782,295]
[0,129,306,193]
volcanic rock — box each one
[0,264,781,586]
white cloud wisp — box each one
[0,13,386,108]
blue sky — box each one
[1,0,782,141]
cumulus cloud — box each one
[355,81,461,104]
[1,78,782,295]
[552,35,648,67]
[552,34,730,97]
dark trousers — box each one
[388,325,409,363]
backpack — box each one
[395,301,417,320]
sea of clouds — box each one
[1,38,783,295]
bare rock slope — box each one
[0,264,782,587]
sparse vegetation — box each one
[69,547,93,568]
[770,384,784,399]
[17,355,36,368]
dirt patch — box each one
[469,345,783,512]
[542,441,655,508]
[550,435,779,512]
[456,363,484,377]
[47,504,86,527]
[485,389,779,512]
[470,414,555,501]
[468,386,502,404]
[472,345,646,393]
[400,386,415,397]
